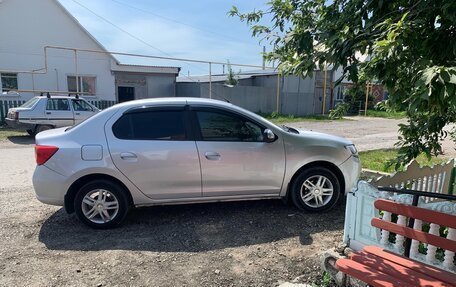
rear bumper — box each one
[5,118,35,130]
[32,165,67,206]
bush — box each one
[329,102,350,119]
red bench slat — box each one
[363,246,456,286]
[374,199,456,229]
[371,218,456,252]
[350,250,454,287]
[336,258,414,287]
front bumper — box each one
[5,118,35,130]
[32,165,68,206]
[338,155,361,193]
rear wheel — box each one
[291,167,340,212]
[74,180,129,229]
[26,129,35,136]
[35,125,53,134]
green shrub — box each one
[329,102,350,119]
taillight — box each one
[14,111,19,120]
[35,145,59,165]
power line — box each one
[68,0,249,98]
[108,0,259,47]
[71,0,172,57]
[70,0,212,75]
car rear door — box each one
[191,107,286,197]
[105,106,202,200]
[45,98,74,127]
[71,98,97,124]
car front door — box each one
[71,99,97,124]
[45,98,74,127]
[192,107,286,197]
[105,106,202,200]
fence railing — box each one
[0,99,117,124]
[88,100,117,110]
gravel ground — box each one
[0,117,454,287]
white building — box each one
[0,0,180,102]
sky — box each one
[58,0,273,76]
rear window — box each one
[20,97,40,108]
[112,110,187,140]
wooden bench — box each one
[336,199,456,287]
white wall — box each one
[0,0,115,100]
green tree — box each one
[225,60,239,86]
[229,0,456,168]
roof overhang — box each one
[111,63,181,75]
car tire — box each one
[291,167,340,212]
[26,129,35,136]
[35,125,53,134]
[74,179,129,229]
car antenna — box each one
[40,92,43,97]
[46,92,51,98]
[223,97,230,103]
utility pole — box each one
[262,46,266,70]
[322,65,327,115]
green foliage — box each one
[225,60,239,86]
[230,0,456,169]
[343,85,375,114]
[329,102,349,119]
[359,149,447,173]
[311,271,333,287]
[258,112,335,124]
[365,110,406,119]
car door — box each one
[71,99,97,124]
[105,106,202,200]
[192,107,286,197]
[45,98,74,127]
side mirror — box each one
[263,129,276,143]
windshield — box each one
[20,97,40,108]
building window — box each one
[1,73,18,92]
[67,76,96,95]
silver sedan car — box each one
[33,98,361,228]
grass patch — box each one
[364,110,406,119]
[359,149,447,173]
[258,112,343,124]
[0,125,28,141]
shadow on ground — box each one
[39,199,345,252]
[7,135,34,145]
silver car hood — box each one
[296,130,353,146]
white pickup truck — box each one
[5,95,100,136]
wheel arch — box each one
[65,173,134,214]
[287,161,345,196]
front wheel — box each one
[291,167,341,212]
[74,180,129,229]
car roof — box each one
[35,96,85,100]
[114,97,235,109]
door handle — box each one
[120,152,137,160]
[205,151,221,161]
[75,112,80,115]
[46,112,51,115]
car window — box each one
[196,110,264,142]
[46,99,70,111]
[20,97,40,108]
[112,110,187,140]
[72,99,93,111]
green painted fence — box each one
[0,99,117,124]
